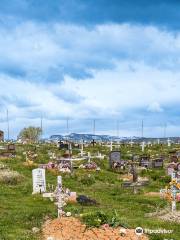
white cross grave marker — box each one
[141,141,145,152]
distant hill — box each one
[48,133,180,143]
[49,133,140,142]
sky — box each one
[1,0,180,138]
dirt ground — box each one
[144,192,161,197]
[43,217,149,240]
[158,210,180,223]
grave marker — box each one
[32,168,46,194]
[167,138,171,147]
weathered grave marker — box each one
[167,138,171,147]
[32,168,46,194]
[139,155,150,168]
[160,173,180,212]
[109,151,121,168]
[152,157,164,168]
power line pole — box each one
[116,120,119,138]
[141,120,144,138]
[93,119,96,135]
[66,117,69,135]
[164,123,167,138]
[40,114,43,139]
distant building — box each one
[0,131,4,142]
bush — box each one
[81,210,129,228]
[0,169,22,185]
[82,211,108,227]
[78,174,95,186]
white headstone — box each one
[57,176,62,187]
[110,141,113,151]
[167,138,171,147]
[32,168,46,194]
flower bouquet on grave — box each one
[84,162,98,170]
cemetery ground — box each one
[0,143,180,240]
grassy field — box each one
[0,143,179,240]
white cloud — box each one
[1,22,180,137]
[147,102,163,113]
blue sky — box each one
[0,0,180,138]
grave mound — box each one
[43,217,149,240]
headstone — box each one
[7,144,16,151]
[167,138,171,147]
[109,151,121,168]
[59,142,68,150]
[139,155,150,168]
[152,158,164,168]
[170,155,178,163]
[167,164,176,176]
[32,168,46,194]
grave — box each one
[167,163,176,176]
[160,173,180,212]
[58,141,69,150]
[56,152,72,173]
[109,151,126,170]
[140,141,145,152]
[122,163,149,194]
[139,155,150,168]
[0,143,16,158]
[170,155,178,163]
[151,157,164,168]
[32,168,46,194]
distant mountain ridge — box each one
[48,133,180,143]
[49,133,140,142]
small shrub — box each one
[82,211,108,227]
[78,174,95,186]
[0,169,22,185]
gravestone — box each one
[139,155,150,168]
[177,163,180,171]
[167,139,171,147]
[167,164,176,176]
[170,155,178,163]
[7,144,15,151]
[59,141,69,150]
[176,151,180,158]
[32,168,46,194]
[109,151,121,168]
[152,158,164,168]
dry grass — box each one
[0,169,22,184]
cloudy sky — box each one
[1,0,180,138]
